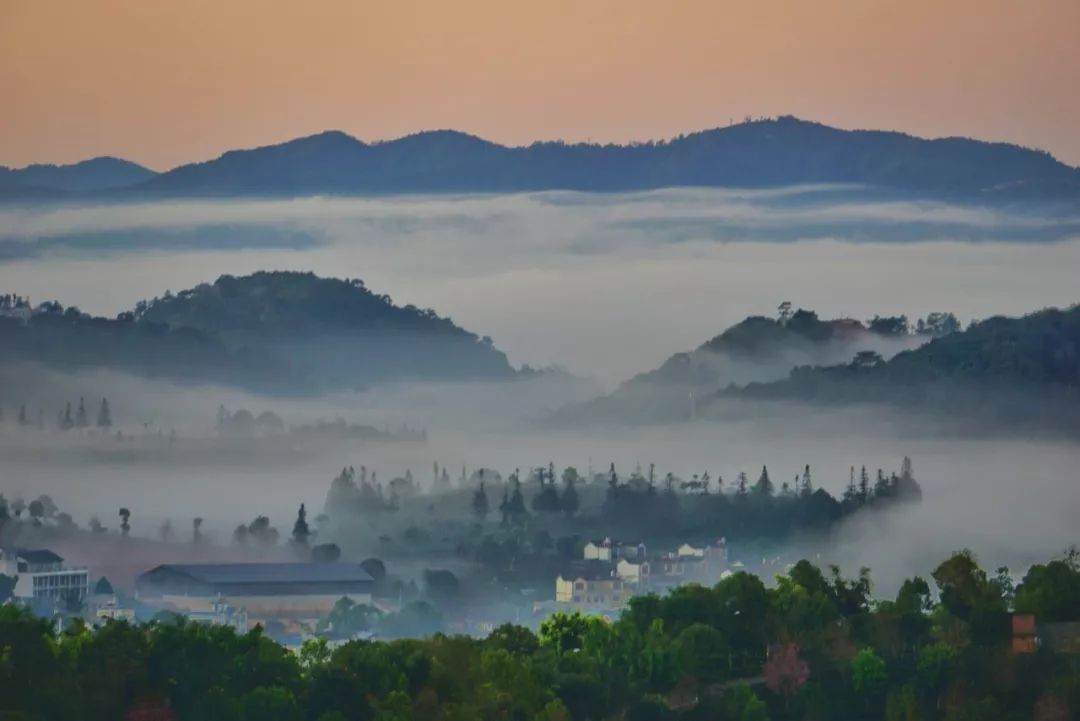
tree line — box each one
[3,547,1079,721]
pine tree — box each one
[60,402,74,431]
[292,503,311,546]
[858,465,870,502]
[561,473,580,516]
[801,465,813,497]
[753,465,774,496]
[97,398,112,428]
[499,488,510,527]
[75,397,89,428]
[843,466,858,503]
[736,472,749,496]
[472,482,490,522]
[508,478,528,526]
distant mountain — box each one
[0,272,515,393]
[723,305,1080,431]
[134,271,515,388]
[553,309,928,425]
[130,117,1080,201]
[0,157,156,195]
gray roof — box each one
[145,562,373,585]
[18,549,63,564]
[560,560,616,581]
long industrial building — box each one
[135,562,374,625]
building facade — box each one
[136,562,374,628]
[0,549,89,604]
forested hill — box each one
[0,272,515,392]
[134,272,515,386]
[0,157,155,196]
[727,305,1080,427]
[121,116,1079,201]
[554,309,935,425]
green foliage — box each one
[851,648,888,696]
[5,549,1080,721]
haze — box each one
[1,188,1078,384]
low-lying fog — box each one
[1,187,1079,385]
[1,187,1078,598]
[2,371,1077,595]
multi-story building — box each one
[555,561,626,609]
[616,558,650,586]
[0,549,90,604]
[583,538,647,563]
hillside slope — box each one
[553,310,925,424]
[135,271,515,387]
[724,305,1080,430]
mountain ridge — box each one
[5,117,1078,201]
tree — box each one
[422,569,460,604]
[472,482,490,522]
[291,504,311,547]
[97,398,112,428]
[158,519,174,543]
[360,558,387,583]
[119,507,131,536]
[561,472,580,516]
[538,611,593,656]
[75,397,89,428]
[736,472,749,496]
[778,301,793,324]
[851,648,887,697]
[17,404,27,426]
[1014,559,1080,622]
[752,466,774,496]
[192,517,203,543]
[851,350,885,369]
[28,499,45,527]
[59,401,74,430]
[868,315,909,336]
[800,464,813,497]
[764,642,810,708]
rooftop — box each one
[16,549,64,565]
[560,560,617,581]
[141,562,374,585]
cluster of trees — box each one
[742,305,1080,431]
[0,397,112,432]
[775,301,960,340]
[599,458,920,539]
[5,548,1080,721]
[215,405,285,436]
[325,466,423,514]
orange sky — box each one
[1,0,1078,170]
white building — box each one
[0,549,90,604]
[583,538,647,563]
[616,558,650,586]
[677,538,729,567]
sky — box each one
[1,0,1078,170]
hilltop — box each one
[0,272,515,393]
[722,305,1080,431]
